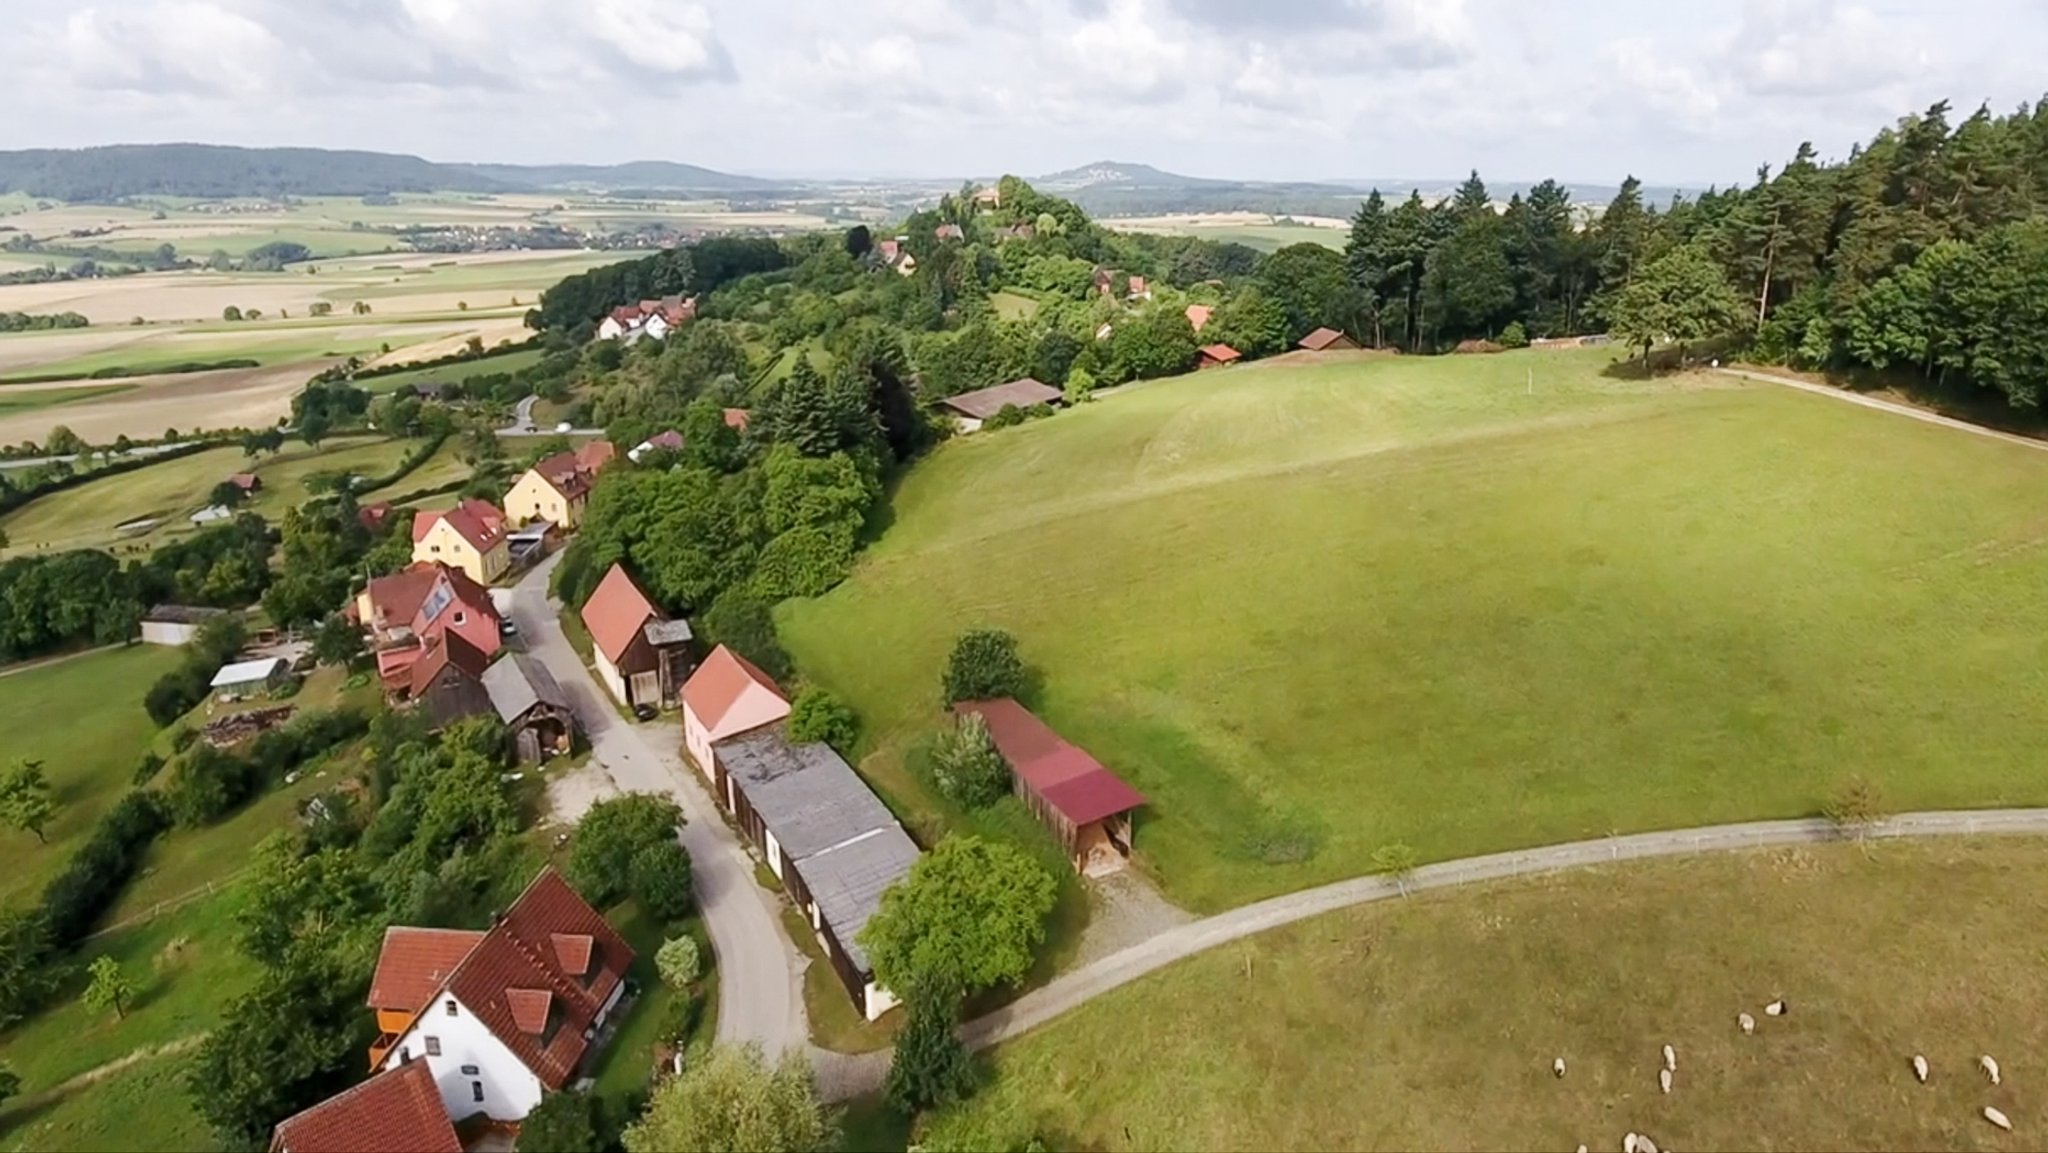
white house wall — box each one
[382,992,544,1123]
[593,647,629,707]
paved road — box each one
[820,808,2048,1100]
[0,441,196,471]
[1718,367,2048,455]
[510,554,809,1059]
[498,393,602,438]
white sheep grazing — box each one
[1624,1132,1640,1153]
[1981,1055,2002,1086]
[1912,1055,1929,1084]
[1555,1057,1567,1078]
[1576,1146,1588,1153]
[1637,1136,1661,1153]
[1738,1012,1756,1035]
[1984,1106,2012,1132]
[1765,999,1788,1017]
[1659,1068,1673,1094]
[1663,1044,1677,1072]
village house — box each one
[935,222,965,242]
[955,697,1145,874]
[1185,303,1214,334]
[1127,274,1151,300]
[483,654,577,762]
[597,295,697,342]
[366,869,635,1125]
[579,563,694,712]
[411,499,509,585]
[504,440,615,529]
[268,1059,461,1153]
[226,472,262,495]
[404,630,495,730]
[1298,326,1361,352]
[210,656,289,701]
[938,377,1064,433]
[680,648,919,1020]
[139,603,225,646]
[875,237,916,276]
[626,429,684,463]
[358,500,397,534]
[1198,343,1243,369]
[352,561,503,690]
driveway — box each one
[498,393,603,438]
[510,553,809,1059]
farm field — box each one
[0,382,131,414]
[0,645,185,908]
[927,838,2048,1152]
[0,362,320,448]
[780,349,2048,912]
[359,344,545,394]
[989,289,1041,320]
[0,435,426,556]
[1105,211,1348,251]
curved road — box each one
[510,554,810,1059]
[819,808,2048,1100]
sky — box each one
[0,0,2042,187]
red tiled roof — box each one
[722,408,750,432]
[1298,326,1351,351]
[682,644,787,733]
[438,869,634,1090]
[580,564,662,665]
[609,306,640,324]
[1128,275,1148,295]
[551,933,594,977]
[575,440,617,472]
[408,629,491,699]
[1199,343,1242,364]
[268,1060,460,1153]
[367,927,485,1014]
[360,565,442,630]
[412,501,504,553]
[229,472,261,490]
[358,501,395,533]
[644,430,685,452]
[954,698,1145,826]
[941,378,1064,421]
[1185,304,1213,333]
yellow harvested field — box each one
[0,362,322,446]
[360,318,530,368]
[0,327,166,374]
[0,272,344,325]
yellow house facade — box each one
[505,468,587,529]
[410,503,509,585]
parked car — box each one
[632,703,657,722]
[499,618,520,637]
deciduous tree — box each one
[82,954,135,1020]
[941,628,1026,706]
[622,1044,836,1153]
[860,835,1057,1004]
[0,759,56,844]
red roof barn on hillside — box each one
[268,1059,460,1153]
[1298,326,1361,352]
[1197,343,1242,369]
[952,698,1145,875]
[1185,303,1213,333]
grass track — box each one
[781,349,2048,911]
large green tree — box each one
[622,1044,836,1153]
[1606,242,1749,365]
[859,835,1058,1004]
[0,759,56,844]
[565,795,685,910]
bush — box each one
[515,1090,609,1153]
[699,591,794,683]
[1499,320,1529,349]
[984,404,1028,431]
[38,790,170,947]
[565,795,684,910]
[1823,775,1888,837]
[787,687,858,752]
[631,841,694,922]
[130,751,164,787]
[656,935,702,990]
[656,985,706,1048]
[929,713,1011,809]
[886,994,978,1113]
[941,628,1026,705]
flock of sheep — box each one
[1547,998,2015,1151]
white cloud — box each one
[589,0,734,81]
[59,2,293,98]
[1066,0,1192,104]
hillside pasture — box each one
[1105,211,1348,252]
[0,383,132,415]
[780,349,2048,911]
[0,646,185,907]
[931,837,2048,1152]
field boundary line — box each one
[1717,367,2048,454]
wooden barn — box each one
[953,699,1145,875]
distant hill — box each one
[1034,160,1365,218]
[446,160,770,193]
[1034,161,1239,192]
[0,145,771,200]
[0,144,511,200]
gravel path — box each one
[1717,367,2048,454]
[816,809,2048,1100]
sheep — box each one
[1765,999,1788,1017]
[1659,1068,1673,1094]
[1555,1057,1567,1078]
[1912,1055,1929,1084]
[1624,1133,1640,1153]
[1981,1055,2002,1086]
[1663,1044,1677,1072]
[1738,1012,1756,1035]
[1637,1136,1661,1153]
[1576,1146,1587,1153]
[1984,1106,2012,1132]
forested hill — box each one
[0,145,768,199]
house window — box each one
[460,1064,479,1075]
[445,999,458,1016]
[431,544,441,554]
[471,1081,485,1103]
[425,1037,441,1056]
[399,1046,410,1063]
[453,611,467,626]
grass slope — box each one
[0,646,184,906]
[359,345,544,394]
[781,350,2048,911]
[0,384,132,414]
[928,838,2048,1152]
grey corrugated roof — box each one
[940,378,1063,420]
[482,654,570,725]
[145,604,226,624]
[642,619,695,646]
[717,729,903,861]
[789,826,920,974]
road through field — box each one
[815,809,2048,1100]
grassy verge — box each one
[781,907,900,1054]
[589,904,718,1107]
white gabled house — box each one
[365,869,634,1125]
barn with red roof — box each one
[952,698,1145,874]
